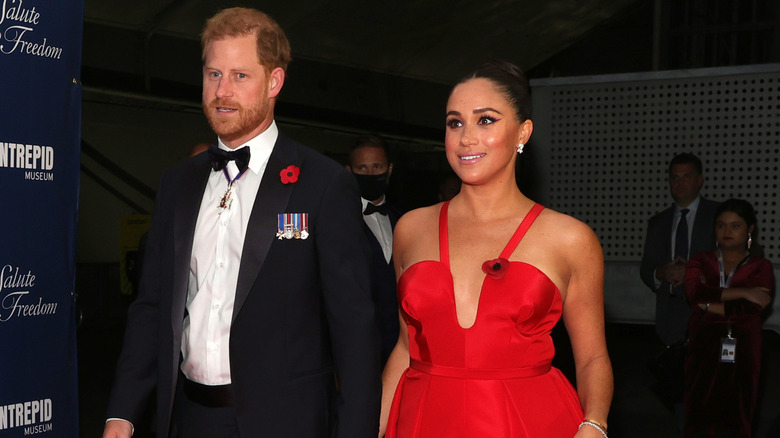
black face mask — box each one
[352,172,388,201]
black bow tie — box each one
[364,202,388,215]
[208,146,251,173]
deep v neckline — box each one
[439,201,545,329]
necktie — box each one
[674,209,689,260]
[672,208,689,296]
[364,202,388,216]
[208,146,251,173]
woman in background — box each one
[684,198,775,437]
[379,59,612,437]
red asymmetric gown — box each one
[385,203,583,437]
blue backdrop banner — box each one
[0,0,84,437]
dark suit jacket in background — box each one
[640,197,720,345]
[362,202,402,364]
[106,132,381,437]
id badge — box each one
[720,337,737,363]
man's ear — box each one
[345,164,352,172]
[268,67,285,98]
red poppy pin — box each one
[280,165,300,184]
[482,257,510,280]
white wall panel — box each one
[531,64,780,331]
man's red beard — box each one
[203,98,269,144]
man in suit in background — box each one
[345,135,401,364]
[640,152,719,425]
[103,7,380,438]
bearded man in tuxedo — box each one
[103,7,381,438]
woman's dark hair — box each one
[455,59,532,122]
[715,198,757,229]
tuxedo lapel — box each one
[233,135,298,322]
[171,156,212,336]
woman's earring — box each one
[748,233,752,250]
[516,143,524,154]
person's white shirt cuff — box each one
[106,418,134,435]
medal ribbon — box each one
[218,167,249,211]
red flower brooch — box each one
[482,257,510,280]
[280,165,300,184]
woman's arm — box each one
[378,211,421,437]
[378,314,409,437]
[684,254,723,304]
[560,222,613,436]
[688,256,773,316]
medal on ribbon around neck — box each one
[217,167,247,213]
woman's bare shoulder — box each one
[396,203,442,236]
[394,203,442,269]
[536,207,601,250]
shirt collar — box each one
[676,195,701,216]
[360,197,386,209]
[216,121,279,175]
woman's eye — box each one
[446,119,462,129]
[478,116,497,125]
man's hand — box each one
[655,256,687,287]
[103,419,133,438]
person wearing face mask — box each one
[346,135,402,364]
[103,8,380,438]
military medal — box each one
[277,213,309,239]
[218,167,247,213]
[218,182,235,210]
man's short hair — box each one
[201,7,292,72]
[668,152,703,175]
[348,135,390,165]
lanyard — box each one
[717,249,750,288]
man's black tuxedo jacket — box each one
[362,202,401,364]
[107,133,381,437]
[640,197,720,345]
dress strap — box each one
[439,201,450,266]
[499,204,545,260]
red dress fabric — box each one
[683,251,775,438]
[386,203,583,437]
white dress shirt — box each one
[181,122,278,385]
[361,197,393,264]
[653,195,702,289]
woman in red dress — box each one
[684,198,775,437]
[378,60,613,438]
